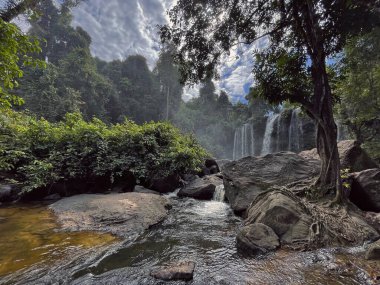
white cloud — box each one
[71,0,265,102]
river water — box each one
[0,193,379,285]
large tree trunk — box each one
[312,59,343,202]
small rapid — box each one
[1,191,378,285]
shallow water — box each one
[0,197,379,285]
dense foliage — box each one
[335,28,380,162]
[0,110,208,194]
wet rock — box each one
[133,185,161,195]
[50,193,171,237]
[150,261,195,281]
[236,223,280,255]
[147,173,181,193]
[299,140,378,172]
[222,152,320,215]
[365,239,380,260]
[178,175,223,200]
[181,174,199,183]
[244,191,313,245]
[349,168,380,212]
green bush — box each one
[0,110,208,194]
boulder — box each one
[222,152,320,215]
[299,140,378,172]
[133,185,161,195]
[111,171,136,193]
[365,239,380,260]
[349,168,380,212]
[0,183,21,203]
[216,159,232,171]
[150,261,195,281]
[50,193,171,237]
[43,193,61,201]
[244,191,313,245]
[178,175,223,200]
[236,223,280,255]
[147,173,181,193]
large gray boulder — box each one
[222,152,320,215]
[178,175,223,200]
[236,223,280,255]
[299,140,378,172]
[50,193,171,237]
[349,168,380,212]
[244,191,313,245]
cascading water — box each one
[213,184,225,202]
[261,113,280,155]
[232,123,255,160]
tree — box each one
[0,18,44,109]
[160,0,380,202]
[335,28,380,161]
[0,0,38,22]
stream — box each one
[0,191,379,285]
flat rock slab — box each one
[151,261,195,281]
[50,193,171,237]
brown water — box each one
[0,203,117,278]
[0,198,379,285]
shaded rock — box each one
[178,175,223,200]
[151,261,195,281]
[111,171,136,193]
[349,168,380,212]
[133,185,161,195]
[299,140,378,172]
[216,159,232,171]
[181,174,199,183]
[43,193,61,201]
[199,158,220,177]
[365,240,380,260]
[0,183,21,203]
[50,193,171,237]
[222,152,320,215]
[236,223,280,255]
[245,191,313,245]
[147,174,181,193]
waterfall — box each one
[213,184,225,202]
[233,123,255,160]
[261,114,280,155]
[288,109,301,152]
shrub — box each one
[0,110,208,194]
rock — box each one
[133,185,161,195]
[236,223,280,255]
[349,168,380,212]
[199,158,220,177]
[244,191,313,245]
[299,140,378,172]
[365,240,380,260]
[181,174,199,183]
[222,152,320,215]
[178,175,223,200]
[111,171,136,193]
[50,193,171,237]
[147,173,181,193]
[0,183,21,203]
[43,193,61,201]
[151,261,195,281]
[216,159,232,171]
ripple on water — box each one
[1,199,378,285]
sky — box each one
[70,0,263,103]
